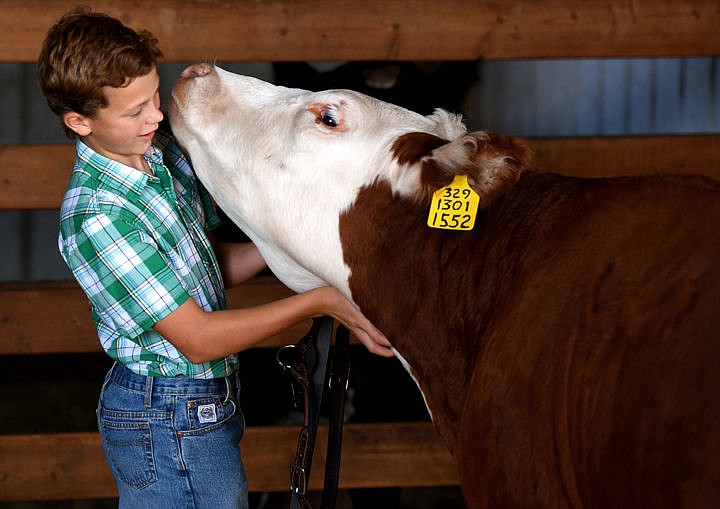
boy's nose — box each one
[148,105,163,123]
[181,63,213,79]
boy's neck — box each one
[135,157,154,176]
[82,138,153,175]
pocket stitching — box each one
[100,419,158,490]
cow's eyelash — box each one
[320,108,339,127]
[307,102,346,130]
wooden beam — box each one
[0,281,98,355]
[0,278,310,355]
[2,0,718,62]
[246,422,458,491]
[0,422,458,501]
[3,136,718,210]
[528,135,720,178]
[0,144,75,210]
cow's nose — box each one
[180,63,213,79]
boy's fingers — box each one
[355,330,395,358]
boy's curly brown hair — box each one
[37,8,163,139]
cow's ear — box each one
[427,131,530,208]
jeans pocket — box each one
[185,396,238,434]
[100,419,157,490]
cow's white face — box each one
[169,64,468,295]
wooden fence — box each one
[1,0,719,503]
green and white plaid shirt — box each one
[59,127,238,378]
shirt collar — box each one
[75,140,171,197]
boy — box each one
[37,8,392,509]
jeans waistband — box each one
[107,362,239,402]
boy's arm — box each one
[153,286,395,362]
[212,241,267,288]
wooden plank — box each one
[0,278,310,355]
[0,280,98,354]
[1,0,718,62]
[246,422,458,491]
[527,135,720,178]
[3,136,718,210]
[0,432,112,501]
[0,144,75,210]
[0,422,457,501]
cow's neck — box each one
[338,180,506,450]
[339,173,601,451]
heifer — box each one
[169,63,720,509]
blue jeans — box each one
[97,363,248,509]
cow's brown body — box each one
[341,172,720,508]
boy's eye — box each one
[130,109,142,117]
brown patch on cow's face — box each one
[391,130,531,209]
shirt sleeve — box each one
[72,212,191,338]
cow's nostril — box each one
[181,63,213,79]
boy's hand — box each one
[311,286,394,358]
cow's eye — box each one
[307,102,346,131]
[321,111,339,127]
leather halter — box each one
[277,316,351,509]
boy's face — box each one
[65,68,163,171]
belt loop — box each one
[101,362,117,395]
[223,375,231,404]
[144,375,154,408]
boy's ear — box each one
[63,112,92,137]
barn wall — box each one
[468,57,720,135]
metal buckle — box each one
[290,463,307,495]
[276,344,297,371]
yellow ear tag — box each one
[427,175,480,231]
